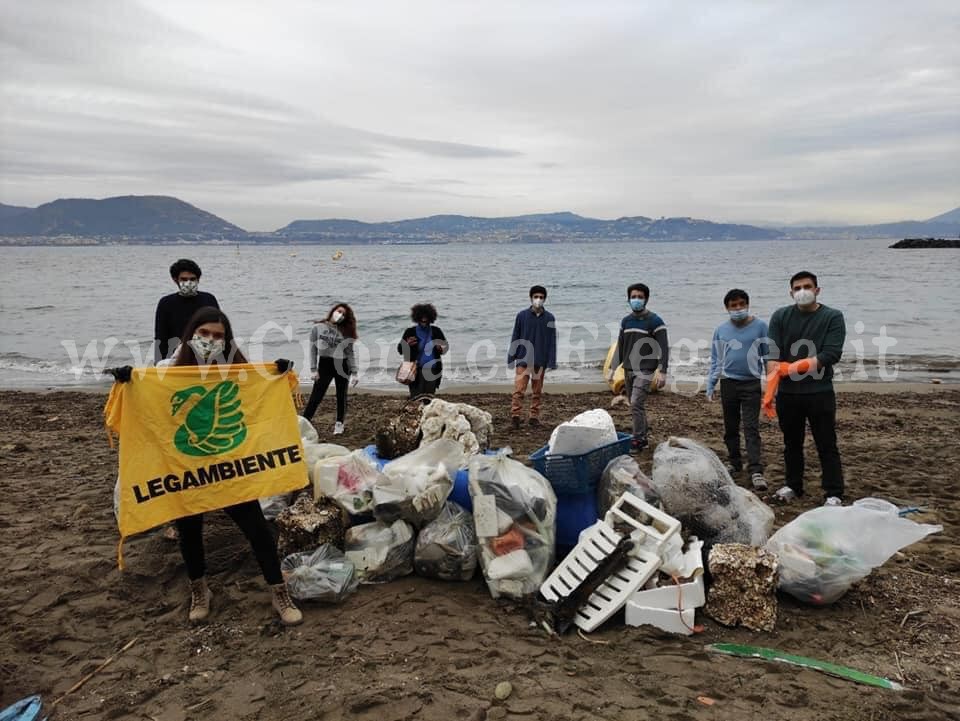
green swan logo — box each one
[170,381,247,457]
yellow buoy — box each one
[332,249,343,261]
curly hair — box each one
[410,303,438,324]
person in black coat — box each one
[398,303,448,397]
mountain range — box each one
[0,195,957,244]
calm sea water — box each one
[1,239,958,390]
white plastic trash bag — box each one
[765,500,942,605]
[281,544,359,602]
[313,450,383,515]
[344,519,415,584]
[414,502,478,581]
[468,449,556,599]
[298,416,320,444]
[375,439,465,525]
[303,442,350,470]
[548,409,618,455]
[651,437,774,546]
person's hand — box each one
[106,366,134,382]
[706,388,715,401]
[311,371,319,381]
[350,375,359,388]
[275,358,293,373]
[656,373,667,390]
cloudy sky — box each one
[1,0,957,230]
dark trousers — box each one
[175,500,282,584]
[302,356,349,422]
[777,390,844,498]
[720,378,763,474]
[624,371,653,441]
[409,365,440,398]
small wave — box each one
[24,305,57,311]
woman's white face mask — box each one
[189,335,225,360]
[332,311,345,324]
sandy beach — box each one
[2,385,958,721]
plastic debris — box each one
[597,455,659,517]
[414,501,478,581]
[705,544,779,632]
[706,644,905,691]
[344,519,415,584]
[281,544,359,602]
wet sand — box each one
[1,387,958,720]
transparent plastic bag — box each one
[259,493,293,521]
[344,519,415,584]
[313,450,383,515]
[765,500,942,604]
[414,502,478,581]
[468,449,556,599]
[375,439,465,525]
[597,455,659,517]
[651,437,773,546]
[298,416,320,444]
[281,544,359,602]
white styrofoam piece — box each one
[547,409,618,455]
[540,521,622,603]
[629,575,705,610]
[624,603,696,635]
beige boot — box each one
[188,577,212,623]
[270,583,303,626]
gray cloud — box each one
[1,0,958,229]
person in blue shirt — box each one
[608,283,668,452]
[706,289,770,490]
[508,285,557,429]
[398,303,448,398]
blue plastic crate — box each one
[528,433,633,494]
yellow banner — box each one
[105,364,308,546]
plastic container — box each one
[555,491,599,554]
[529,433,633,494]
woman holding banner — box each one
[114,307,303,626]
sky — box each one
[1,0,958,231]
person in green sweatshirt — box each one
[767,271,846,506]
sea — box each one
[1,238,958,391]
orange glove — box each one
[762,367,781,418]
[786,357,815,375]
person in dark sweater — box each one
[398,303,448,397]
[508,285,557,429]
[767,270,846,506]
[154,259,220,363]
[609,283,668,452]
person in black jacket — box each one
[154,259,220,363]
[398,303,448,397]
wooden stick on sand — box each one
[50,637,139,708]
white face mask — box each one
[531,298,544,310]
[189,335,225,360]
[793,288,817,307]
[332,311,345,324]
[178,279,199,297]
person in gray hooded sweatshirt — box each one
[302,302,359,434]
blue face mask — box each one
[629,298,646,312]
[729,308,749,322]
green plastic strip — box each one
[706,643,904,691]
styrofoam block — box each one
[629,575,705,610]
[625,603,696,635]
[662,536,705,578]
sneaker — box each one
[528,417,541,428]
[823,496,843,507]
[333,421,345,435]
[511,416,521,430]
[750,473,768,491]
[773,486,797,502]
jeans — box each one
[175,500,282,584]
[776,390,844,498]
[511,365,546,419]
[720,378,763,474]
[302,356,349,422]
[624,371,654,441]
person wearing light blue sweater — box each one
[706,289,769,490]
